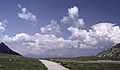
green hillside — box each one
[0,53,47,70]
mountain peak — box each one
[113,43,120,48]
[0,42,5,45]
[0,42,21,56]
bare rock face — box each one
[0,42,21,56]
[96,43,120,59]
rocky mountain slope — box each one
[96,43,120,59]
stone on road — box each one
[39,60,69,70]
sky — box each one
[0,0,120,57]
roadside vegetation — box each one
[0,53,47,70]
[47,56,120,70]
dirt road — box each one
[39,60,69,70]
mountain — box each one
[0,42,21,56]
[96,43,120,59]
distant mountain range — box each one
[96,43,120,59]
[0,42,21,56]
[0,41,120,58]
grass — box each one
[61,62,120,70]
[1,53,120,70]
[0,53,47,70]
[48,56,120,70]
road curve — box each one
[39,60,69,70]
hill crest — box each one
[96,43,120,59]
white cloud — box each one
[68,27,98,49]
[68,23,120,49]
[0,23,5,32]
[0,20,6,32]
[1,22,120,57]
[5,22,120,57]
[61,6,84,28]
[91,23,120,44]
[40,20,61,36]
[3,19,8,24]
[0,6,120,57]
[18,4,37,22]
[2,33,79,57]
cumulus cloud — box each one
[0,20,6,32]
[0,23,5,32]
[40,20,61,36]
[0,6,120,57]
[3,23,120,57]
[61,6,84,28]
[68,23,120,49]
[2,33,79,57]
[18,4,37,22]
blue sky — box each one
[0,0,119,37]
[0,0,120,57]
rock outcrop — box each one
[96,43,120,59]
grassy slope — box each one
[48,56,120,70]
[0,53,47,70]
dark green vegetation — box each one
[0,53,47,70]
[48,56,120,70]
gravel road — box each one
[39,60,69,70]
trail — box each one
[39,60,69,70]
